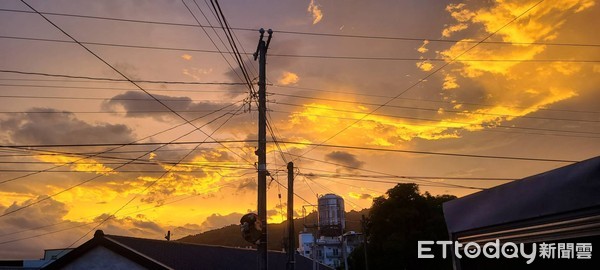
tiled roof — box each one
[444,155,600,234]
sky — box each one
[0,0,599,259]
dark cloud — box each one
[93,213,166,239]
[102,91,234,122]
[324,151,365,171]
[0,108,135,145]
[0,197,84,259]
[236,178,257,192]
[355,193,373,200]
[200,212,243,231]
[0,195,182,259]
[170,223,203,238]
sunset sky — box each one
[1,0,599,259]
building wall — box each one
[298,234,362,269]
[61,246,146,270]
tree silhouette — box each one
[348,183,456,270]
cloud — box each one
[417,61,434,71]
[36,155,116,176]
[236,178,257,192]
[200,212,243,231]
[324,151,365,171]
[0,196,169,259]
[308,0,323,24]
[442,73,459,90]
[442,23,469,37]
[278,71,300,85]
[348,192,374,200]
[0,108,135,145]
[286,102,462,146]
[417,40,430,53]
[170,223,203,238]
[102,91,233,121]
[181,54,193,61]
[182,67,213,81]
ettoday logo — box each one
[418,240,587,264]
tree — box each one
[348,183,456,269]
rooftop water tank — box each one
[318,194,345,237]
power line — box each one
[299,172,516,182]
[268,103,600,138]
[269,109,600,140]
[0,177,244,241]
[0,83,245,94]
[0,100,245,185]
[179,0,252,93]
[284,161,495,191]
[0,94,229,102]
[0,69,246,85]
[0,109,240,115]
[0,103,241,215]
[1,140,256,149]
[19,1,255,170]
[0,175,254,246]
[2,139,579,163]
[270,84,600,115]
[309,174,486,190]
[271,94,600,123]
[2,35,598,63]
[2,8,598,48]
[290,0,547,163]
[207,0,256,94]
[70,97,247,251]
[274,141,577,163]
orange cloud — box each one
[422,0,596,135]
[308,0,323,25]
[278,71,300,85]
[417,40,430,53]
[36,154,115,175]
[181,54,193,61]
[417,61,434,71]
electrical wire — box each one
[270,84,600,115]
[2,8,598,48]
[0,69,246,85]
[289,0,547,163]
[270,94,600,124]
[0,98,244,217]
[0,100,245,185]
[2,35,598,63]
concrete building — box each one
[297,194,364,269]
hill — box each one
[177,209,369,250]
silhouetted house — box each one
[43,230,332,270]
[444,156,600,269]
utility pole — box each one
[286,162,295,270]
[255,28,272,270]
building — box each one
[297,194,363,269]
[0,249,72,270]
[443,156,600,269]
[43,230,332,270]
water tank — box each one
[318,194,345,236]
